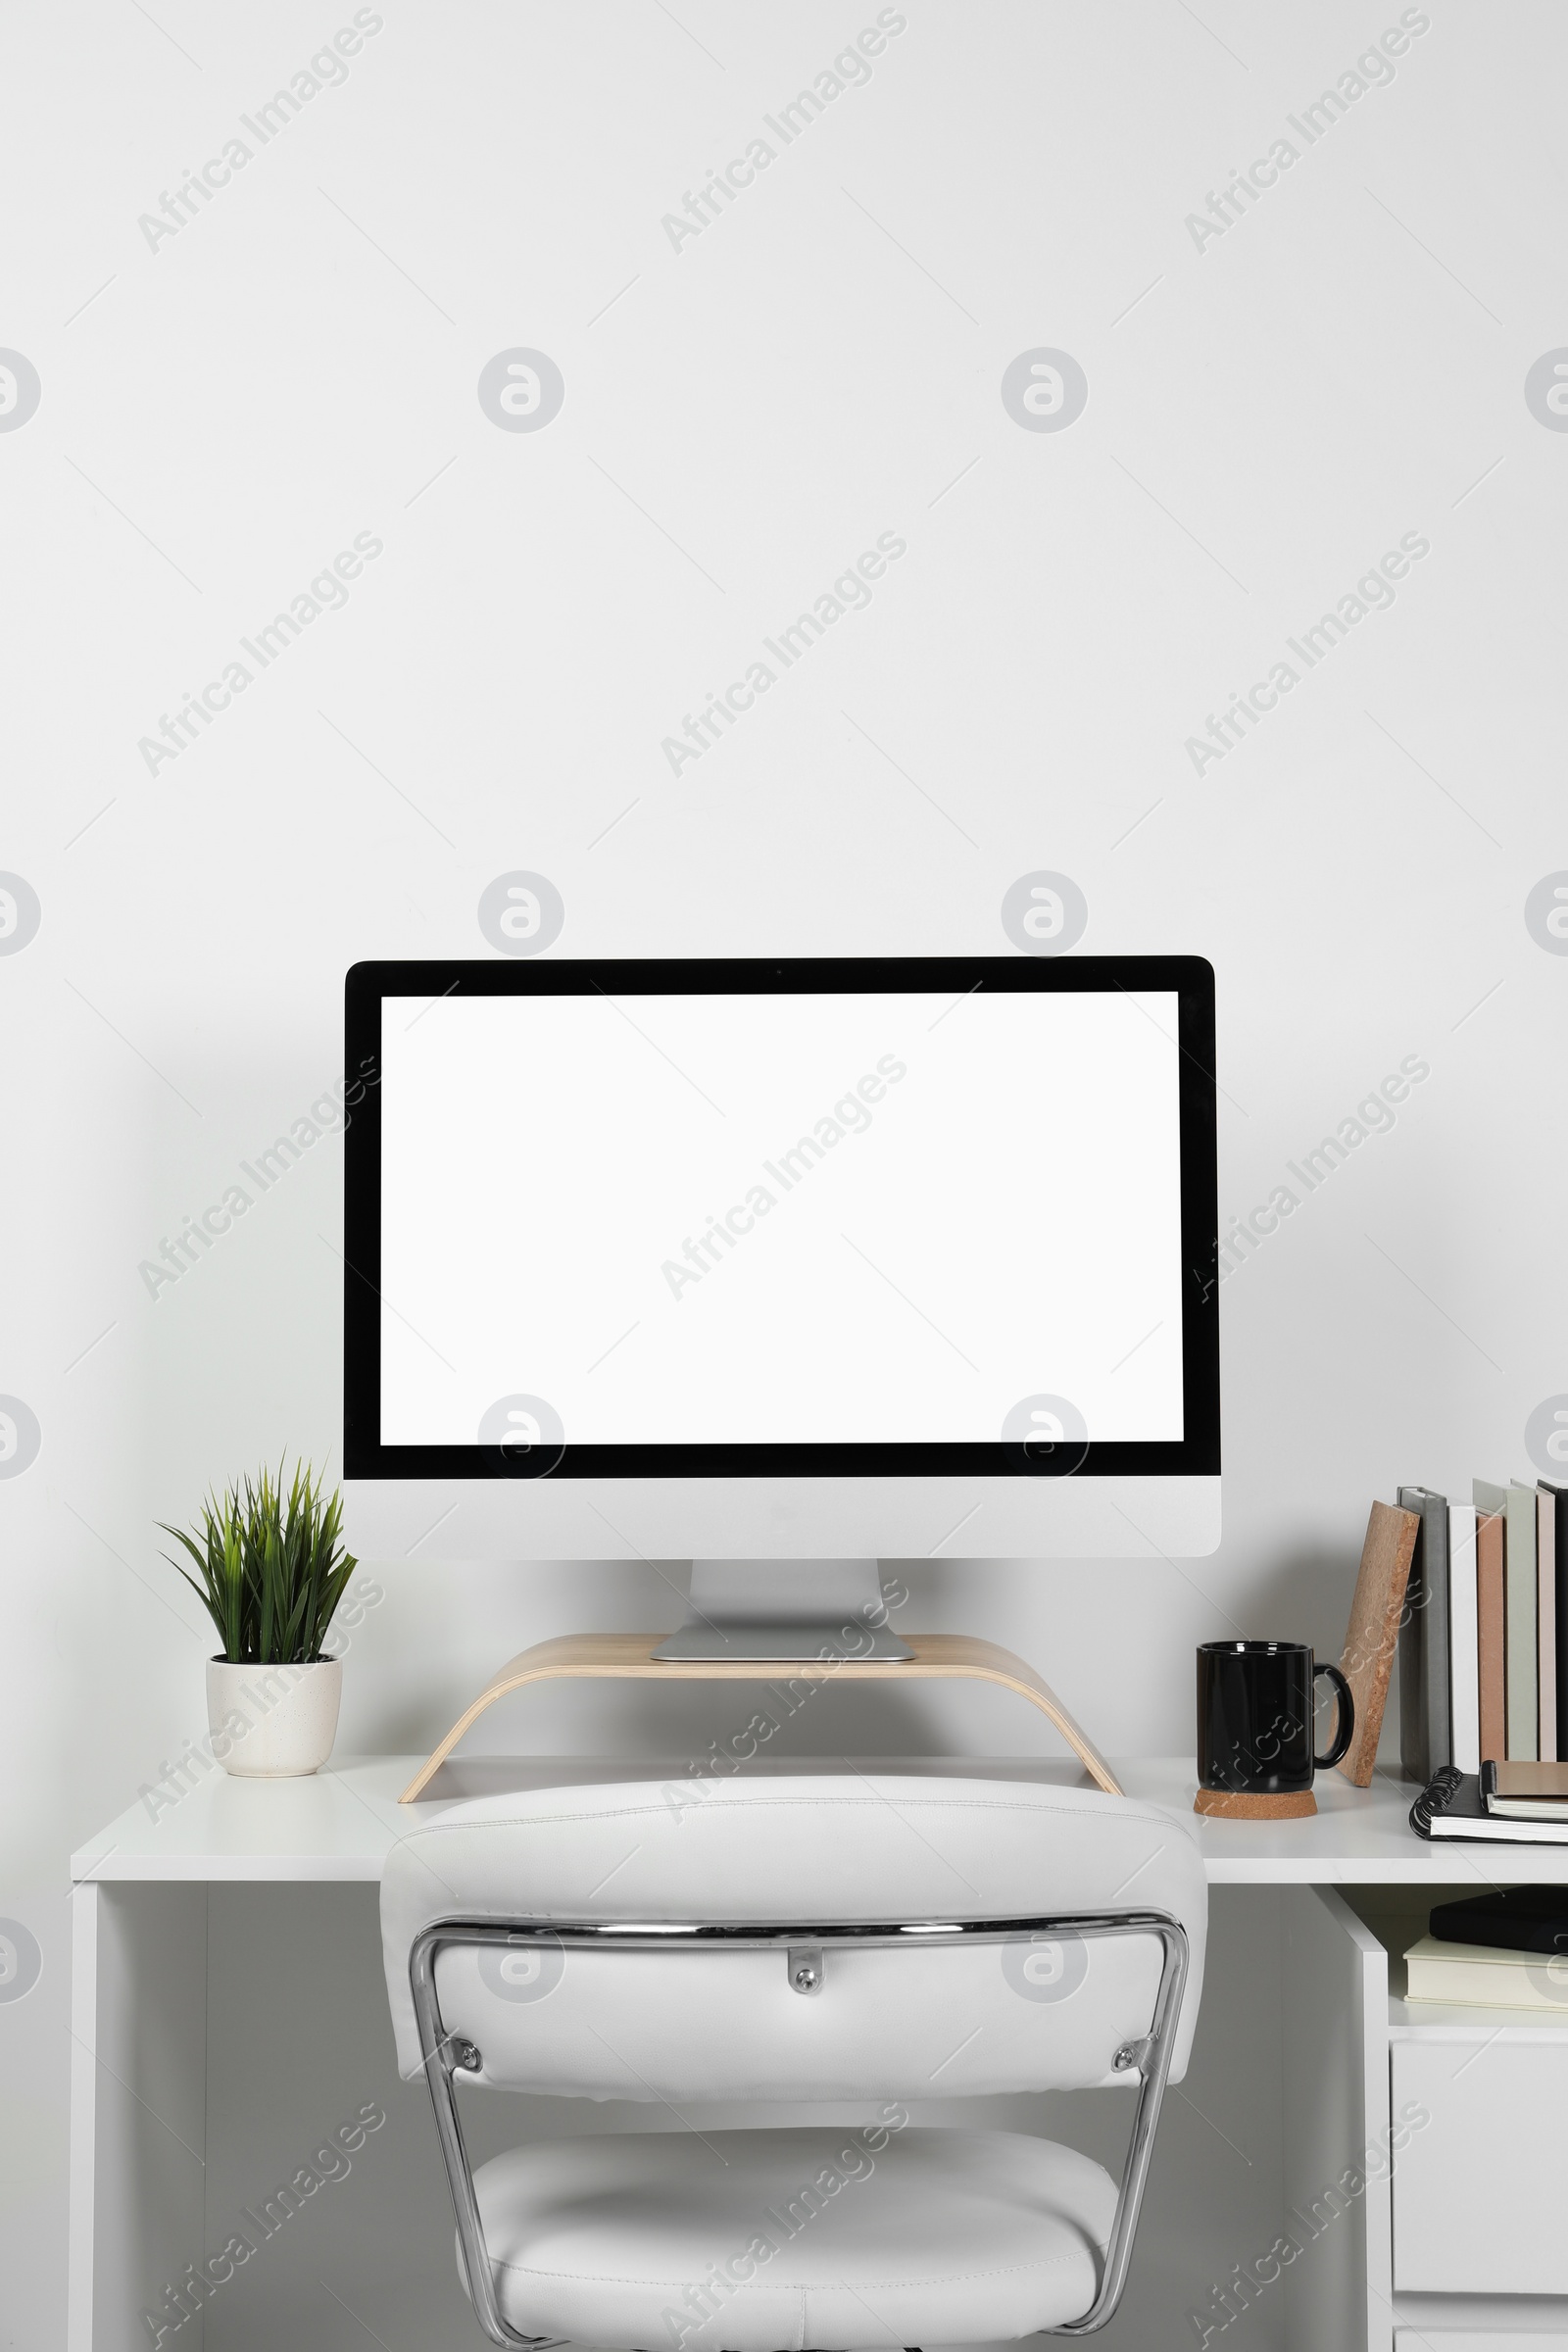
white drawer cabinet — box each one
[1171,1884,1568,2349]
[1317,1879,1568,2344]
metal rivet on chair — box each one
[788,1945,825,1994]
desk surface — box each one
[71,1754,1566,1887]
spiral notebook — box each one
[1410,1764,1568,1844]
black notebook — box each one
[1411,1765,1568,1844]
[1430,1886,1568,1952]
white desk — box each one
[69,1759,1568,2352]
[70,1750,1568,1888]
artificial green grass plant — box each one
[162,1460,358,1664]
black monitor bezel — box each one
[343,956,1219,1481]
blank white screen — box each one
[377,989,1186,1446]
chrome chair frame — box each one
[409,1908,1189,2349]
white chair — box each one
[380,1773,1207,2348]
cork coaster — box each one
[1193,1787,1316,1820]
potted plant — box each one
[162,1460,358,1778]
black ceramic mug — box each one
[1197,1640,1354,1797]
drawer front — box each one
[1395,2337,1568,2350]
[1393,2038,1568,2292]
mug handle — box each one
[1313,1662,1355,1770]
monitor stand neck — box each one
[651,1559,914,1662]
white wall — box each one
[4,2,1565,2341]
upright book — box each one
[1397,1485,1450,1781]
[1475,1504,1506,1770]
[1508,1480,1541,1759]
[1542,1480,1568,1757]
[1539,1488,1558,1764]
[1447,1502,1480,1775]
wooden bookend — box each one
[398,1631,1125,1803]
[1335,1499,1421,1787]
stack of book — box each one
[1405,1887,1568,2012]
[1412,1757,1568,1842]
[1396,1479,1568,1780]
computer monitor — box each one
[343,956,1219,1654]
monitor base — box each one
[651,1557,914,1664]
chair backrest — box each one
[380,1775,1207,2103]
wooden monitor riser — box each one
[398,1632,1123,1803]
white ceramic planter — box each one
[206,1657,342,1778]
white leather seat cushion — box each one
[467,2126,1114,2348]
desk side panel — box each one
[78,1883,208,2352]
[1281,1886,1391,2352]
[68,1884,98,2352]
